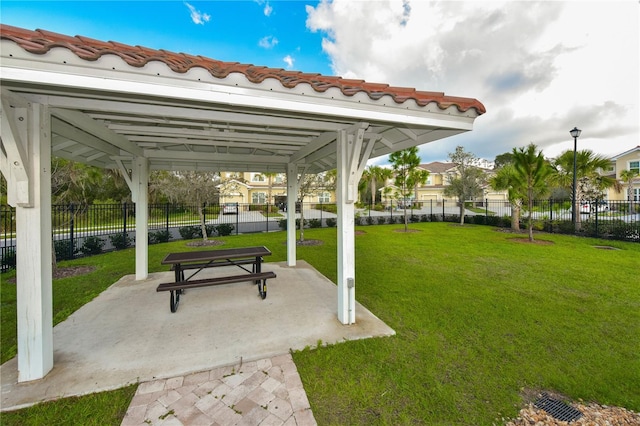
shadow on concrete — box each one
[1,260,394,410]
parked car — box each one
[222,203,238,215]
[580,200,609,214]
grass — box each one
[1,223,638,425]
[0,385,137,425]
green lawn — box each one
[1,223,638,425]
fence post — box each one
[69,203,75,260]
[165,203,170,235]
[236,206,239,235]
[122,203,127,245]
[266,203,270,232]
[595,201,599,238]
[443,199,445,219]
[202,202,206,225]
[430,199,433,221]
[485,198,488,219]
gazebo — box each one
[0,24,485,382]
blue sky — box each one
[2,1,638,165]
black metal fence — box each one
[1,199,638,272]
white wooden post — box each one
[1,100,54,381]
[132,157,149,280]
[286,163,297,266]
[336,130,356,324]
[336,124,372,325]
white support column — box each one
[286,163,298,266]
[1,101,54,381]
[132,157,149,280]
[336,124,371,325]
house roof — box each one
[1,24,485,174]
[610,145,640,160]
[419,161,457,174]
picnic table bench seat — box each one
[157,271,276,313]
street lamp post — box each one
[570,127,582,227]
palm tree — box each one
[511,144,552,242]
[620,169,639,213]
[489,164,523,231]
[553,150,619,226]
[360,165,392,206]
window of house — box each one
[274,175,283,183]
[629,161,640,174]
[252,174,265,182]
[252,192,266,204]
[634,188,640,202]
[425,176,432,185]
[318,192,331,203]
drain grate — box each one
[534,393,583,422]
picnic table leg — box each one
[254,256,262,284]
[258,279,267,299]
[170,289,180,313]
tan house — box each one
[218,172,335,205]
[379,161,508,206]
[604,146,640,202]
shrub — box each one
[277,219,306,230]
[109,233,133,250]
[366,216,375,225]
[214,223,235,236]
[148,230,170,245]
[376,216,387,225]
[373,204,385,212]
[308,219,322,228]
[81,236,105,255]
[325,218,337,228]
[409,215,420,223]
[319,204,338,214]
[1,248,16,270]
[54,239,77,260]
[178,226,200,240]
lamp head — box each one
[570,127,582,138]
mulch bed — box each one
[5,265,97,284]
[185,240,226,247]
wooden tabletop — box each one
[161,246,271,265]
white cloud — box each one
[259,35,278,49]
[283,55,295,69]
[264,2,273,17]
[306,0,639,163]
[185,2,211,25]
[255,0,273,17]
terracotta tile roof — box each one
[0,24,486,115]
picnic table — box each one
[156,246,275,312]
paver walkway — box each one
[121,353,316,426]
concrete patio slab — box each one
[1,260,395,411]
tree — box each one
[493,152,515,170]
[511,144,552,242]
[152,171,220,241]
[257,172,279,205]
[552,150,620,226]
[287,170,336,242]
[389,147,429,231]
[360,165,392,205]
[620,169,639,213]
[444,146,485,225]
[490,164,523,231]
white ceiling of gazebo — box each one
[1,25,485,175]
